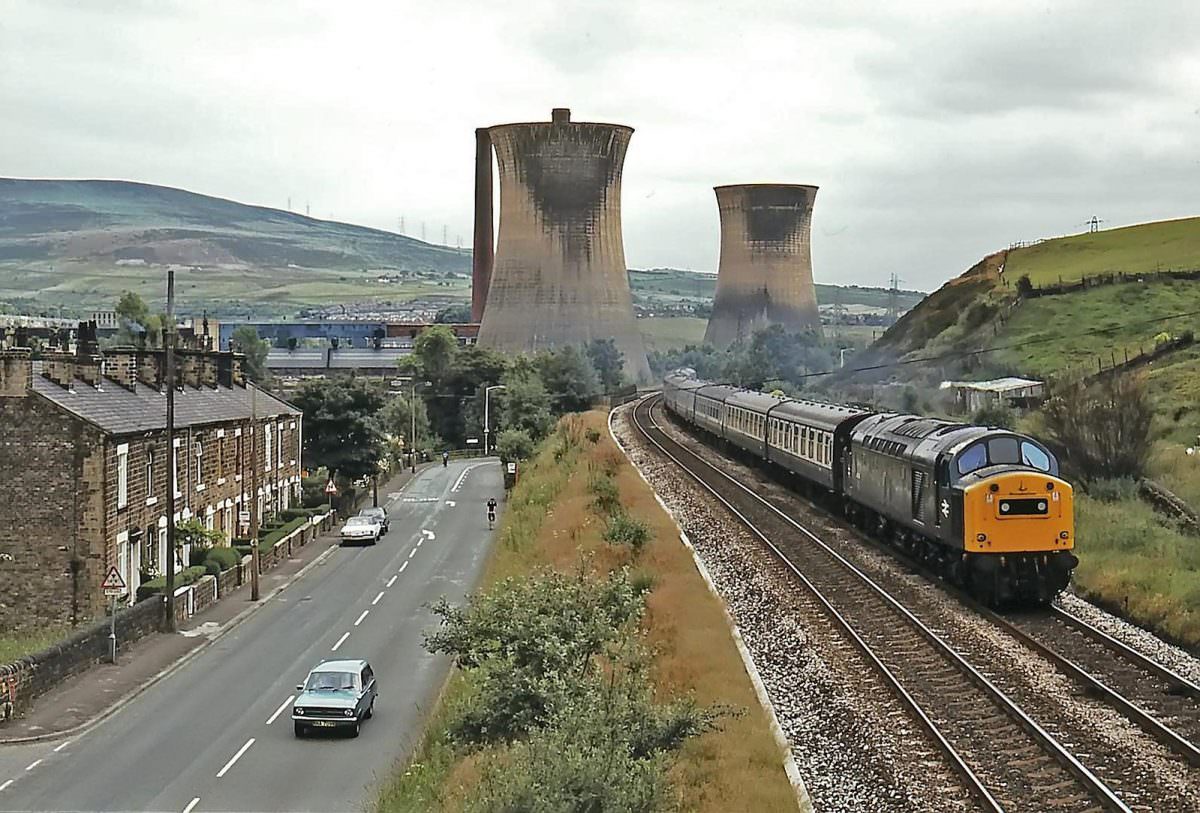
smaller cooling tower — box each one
[704,184,822,348]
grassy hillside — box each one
[0,178,470,315]
[1003,217,1200,287]
[629,268,925,311]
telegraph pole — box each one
[164,270,176,632]
[250,383,260,601]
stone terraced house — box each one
[0,335,302,633]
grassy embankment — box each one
[639,316,708,353]
[374,412,797,812]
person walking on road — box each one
[487,497,497,530]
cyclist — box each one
[487,497,497,529]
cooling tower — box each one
[476,108,652,384]
[704,184,822,348]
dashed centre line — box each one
[215,737,255,778]
[183,796,201,813]
[52,740,71,753]
[0,779,13,792]
[387,574,398,587]
[355,609,370,625]
[408,548,417,559]
[331,631,350,652]
[25,760,41,772]
[399,561,409,573]
[266,695,294,725]
[371,591,385,606]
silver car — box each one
[292,659,377,737]
[340,515,381,546]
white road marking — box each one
[445,500,456,507]
[266,696,294,725]
[331,631,350,651]
[451,468,470,492]
[371,591,385,606]
[386,575,397,587]
[52,740,71,753]
[408,548,417,559]
[355,609,370,625]
[399,561,409,573]
[216,738,255,778]
[0,779,13,792]
[422,529,436,540]
[24,760,40,771]
[183,796,201,813]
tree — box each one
[115,290,150,328]
[290,378,386,484]
[495,429,535,462]
[536,346,599,413]
[377,390,436,458]
[435,303,473,323]
[498,358,553,440]
[230,325,270,383]
[409,324,460,389]
[586,338,625,392]
[1039,373,1154,481]
[1016,274,1034,298]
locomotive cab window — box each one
[1021,442,1052,472]
[987,437,1019,465]
[956,442,987,475]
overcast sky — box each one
[3,0,1198,291]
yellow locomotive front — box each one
[952,440,1077,605]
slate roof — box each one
[31,369,299,436]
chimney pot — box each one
[551,107,571,124]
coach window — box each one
[956,442,987,475]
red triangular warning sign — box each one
[101,566,127,591]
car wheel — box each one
[350,720,361,737]
[365,699,374,719]
[294,722,307,737]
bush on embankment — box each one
[373,412,798,812]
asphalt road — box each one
[0,459,503,813]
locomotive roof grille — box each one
[892,418,957,438]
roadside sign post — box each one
[101,566,128,663]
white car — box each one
[340,515,382,546]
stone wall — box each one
[0,598,163,721]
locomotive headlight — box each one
[1000,503,1010,512]
[1037,501,1046,511]
[1060,531,1069,539]
[976,533,987,542]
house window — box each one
[195,441,204,490]
[264,422,272,473]
[116,443,129,509]
[236,429,244,480]
[216,430,225,480]
[145,448,155,494]
[277,423,284,469]
[172,438,182,498]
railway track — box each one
[631,394,1133,813]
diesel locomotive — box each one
[662,371,1077,606]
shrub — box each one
[1040,373,1154,480]
[604,514,652,553]
[205,546,241,572]
[1086,477,1139,503]
[965,301,996,329]
[588,471,622,517]
[280,508,312,522]
[972,403,1015,430]
[261,517,307,546]
[203,559,222,577]
[1016,274,1034,297]
[135,565,209,602]
[233,545,254,559]
[585,428,602,444]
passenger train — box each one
[662,371,1077,606]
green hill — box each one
[0,178,471,316]
[1003,217,1200,287]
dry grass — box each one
[0,626,71,665]
[376,411,797,811]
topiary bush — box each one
[204,546,241,572]
[135,565,210,602]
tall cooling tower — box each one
[704,184,822,348]
[475,108,651,383]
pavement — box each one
[0,458,503,813]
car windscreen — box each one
[306,671,358,691]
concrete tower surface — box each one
[476,108,651,383]
[471,128,495,323]
[704,184,822,348]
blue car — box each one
[292,659,377,737]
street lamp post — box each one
[483,385,506,456]
[396,376,419,473]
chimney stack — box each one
[105,347,139,392]
[199,352,219,388]
[179,351,201,389]
[74,320,103,389]
[137,350,162,390]
[0,348,32,398]
[41,351,77,390]
[230,353,246,387]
